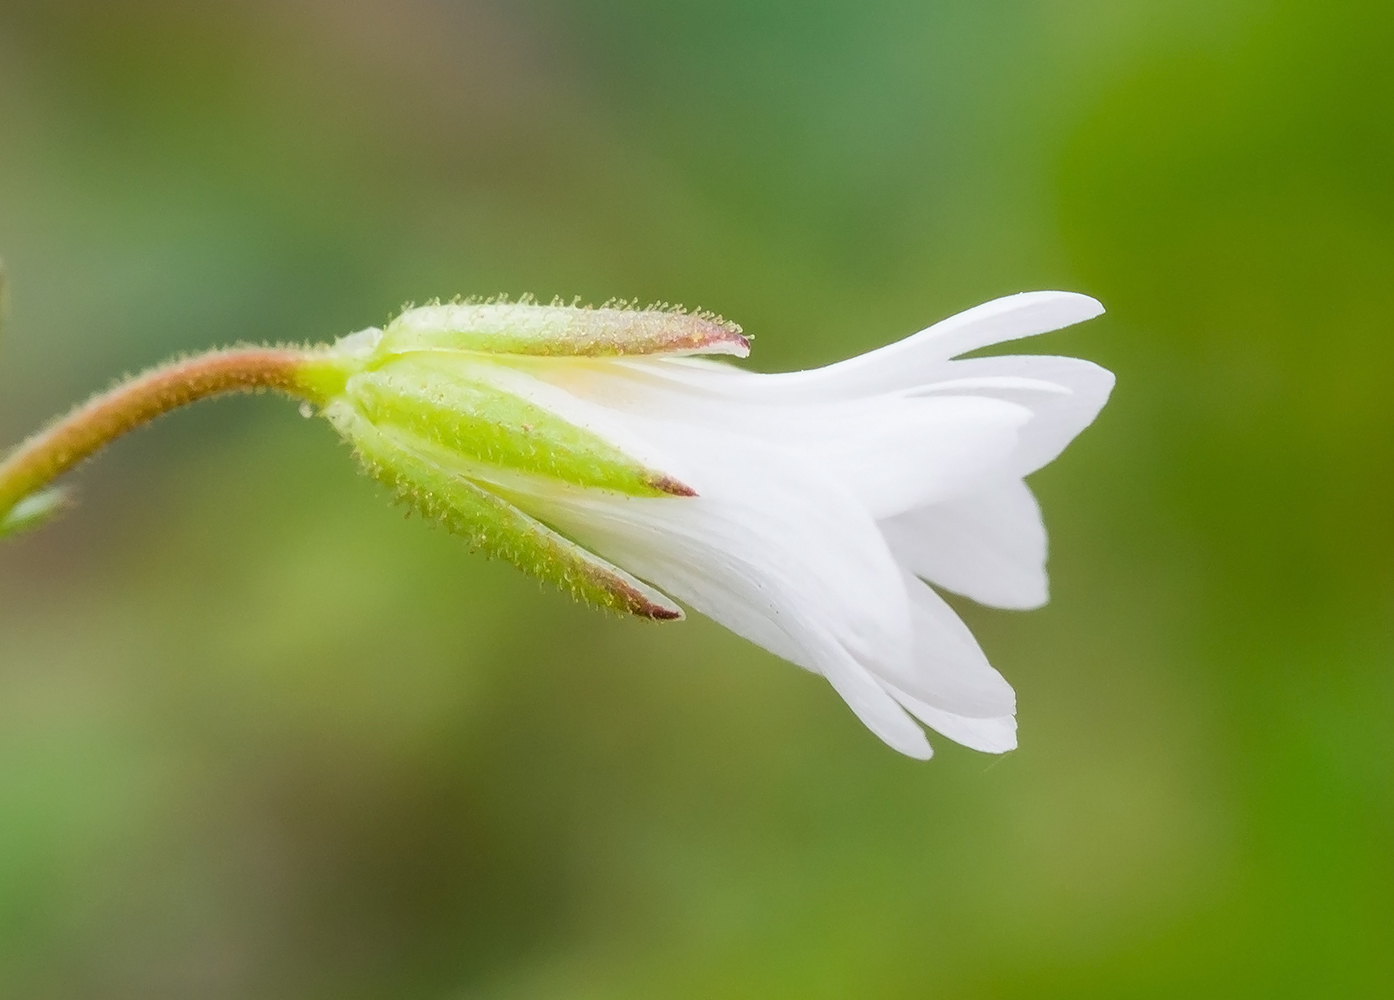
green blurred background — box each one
[1,1,1391,996]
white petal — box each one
[882,682,1018,754]
[506,357,1034,518]
[550,292,1102,405]
[895,291,1104,364]
[750,291,1100,400]
[535,491,933,758]
[792,395,1032,518]
[911,355,1115,476]
[868,572,1017,718]
[912,374,1075,396]
[522,429,914,685]
[515,427,948,756]
[881,480,1048,610]
[817,641,933,759]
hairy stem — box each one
[0,347,329,527]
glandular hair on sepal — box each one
[379,299,748,359]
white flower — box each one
[318,292,1112,758]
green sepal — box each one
[328,403,682,620]
[0,487,68,540]
[378,301,749,359]
[345,354,691,498]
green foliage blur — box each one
[1,1,1391,996]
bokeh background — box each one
[1,0,1391,996]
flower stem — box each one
[0,347,328,533]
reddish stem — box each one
[0,347,315,521]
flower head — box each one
[313,292,1112,759]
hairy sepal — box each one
[345,354,690,498]
[327,403,682,620]
[379,300,749,359]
